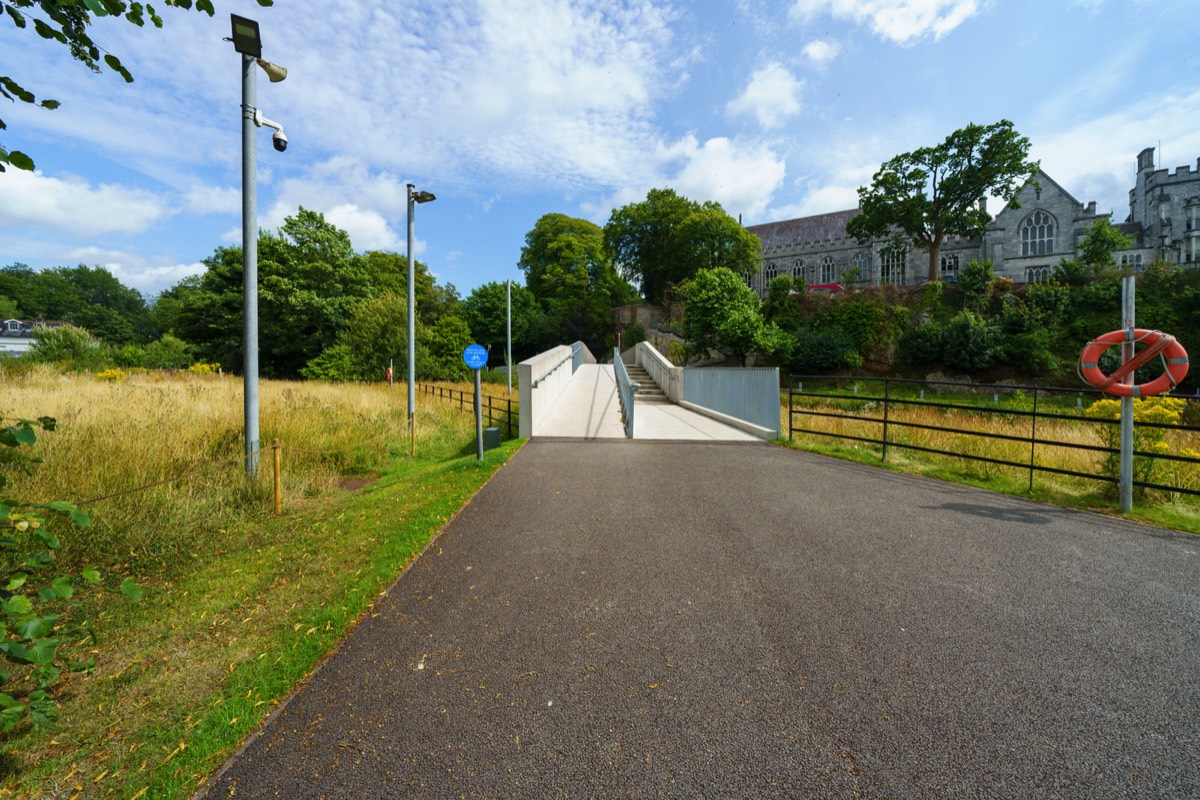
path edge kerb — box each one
[191,439,530,800]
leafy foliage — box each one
[0,264,154,345]
[1086,396,1186,497]
[846,120,1038,283]
[27,324,107,369]
[519,213,635,353]
[603,188,761,305]
[1,0,272,172]
[681,267,767,366]
[0,417,140,735]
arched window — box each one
[851,252,868,283]
[940,253,960,277]
[791,260,804,280]
[1021,211,1056,256]
[1026,266,1052,284]
[764,262,779,282]
[820,256,836,284]
[880,248,907,284]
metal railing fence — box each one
[614,348,636,438]
[787,375,1200,497]
[418,383,517,439]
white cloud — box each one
[804,40,839,66]
[58,246,205,295]
[790,0,980,44]
[0,171,172,236]
[184,185,241,215]
[662,136,786,218]
[727,63,804,130]
[324,204,401,251]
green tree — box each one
[958,258,994,312]
[846,120,1039,283]
[421,315,473,381]
[604,189,761,305]
[143,333,194,369]
[519,213,635,352]
[681,267,767,366]
[26,324,108,369]
[461,281,549,366]
[0,264,152,344]
[1,0,272,172]
[1078,218,1132,271]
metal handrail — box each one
[533,342,584,388]
[614,348,637,438]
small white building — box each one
[0,318,63,358]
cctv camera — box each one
[272,130,288,152]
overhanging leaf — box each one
[2,595,32,616]
[120,578,143,602]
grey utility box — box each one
[483,427,501,451]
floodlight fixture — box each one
[412,189,436,204]
[230,14,262,58]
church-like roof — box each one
[746,209,861,251]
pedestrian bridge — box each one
[517,342,780,441]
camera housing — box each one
[272,131,288,152]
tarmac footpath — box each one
[199,439,1200,799]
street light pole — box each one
[241,53,259,477]
[506,279,512,394]
[406,183,435,456]
[230,14,286,479]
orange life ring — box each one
[1078,328,1189,398]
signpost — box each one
[463,344,489,460]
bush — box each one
[115,344,147,368]
[144,334,194,370]
[623,322,646,349]
[942,311,1000,372]
[899,323,946,367]
[959,258,994,312]
[27,325,109,370]
[1086,396,1185,497]
[790,326,861,374]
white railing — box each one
[635,341,683,402]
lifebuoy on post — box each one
[1078,328,1189,398]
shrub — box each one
[27,325,109,370]
[942,310,1000,372]
[188,362,221,376]
[791,326,861,374]
[623,322,646,349]
[144,334,194,370]
[115,344,147,368]
[1085,396,1185,497]
[899,323,946,367]
[94,369,126,383]
[959,258,994,312]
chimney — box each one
[978,197,987,214]
[1086,201,1096,215]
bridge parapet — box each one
[518,341,591,437]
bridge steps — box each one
[625,363,671,404]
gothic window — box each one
[880,248,907,284]
[940,253,960,277]
[1021,211,1056,256]
[764,262,778,282]
[1119,253,1144,271]
[820,256,836,284]
[791,260,804,280]
[1026,266,1053,283]
[851,252,868,283]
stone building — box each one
[744,146,1199,295]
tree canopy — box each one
[461,281,550,367]
[0,262,152,344]
[519,213,636,353]
[1,0,272,172]
[681,266,769,366]
[846,120,1039,283]
[603,188,760,305]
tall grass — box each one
[3,366,478,572]
[784,387,1200,524]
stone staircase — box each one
[624,362,670,404]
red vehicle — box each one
[807,282,844,293]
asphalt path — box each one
[200,440,1200,798]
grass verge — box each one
[2,436,523,799]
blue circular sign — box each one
[462,343,489,370]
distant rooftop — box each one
[746,209,861,251]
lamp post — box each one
[506,279,512,394]
[407,183,436,456]
[229,14,288,478]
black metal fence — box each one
[787,375,1200,498]
[418,383,517,439]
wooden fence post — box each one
[272,439,282,514]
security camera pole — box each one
[229,15,287,478]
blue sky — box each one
[2,0,1198,299]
